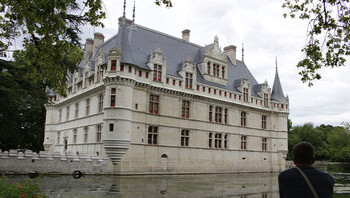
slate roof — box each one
[80,17,287,102]
[271,67,287,102]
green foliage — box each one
[0,60,46,152]
[0,175,46,197]
[154,0,173,7]
[282,0,350,86]
[287,121,350,162]
[0,0,105,95]
[287,123,329,160]
[327,126,350,162]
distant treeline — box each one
[287,120,350,162]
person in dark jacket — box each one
[278,142,334,198]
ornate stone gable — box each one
[146,48,167,83]
[198,36,228,86]
[205,35,227,61]
[179,57,197,89]
[96,49,105,66]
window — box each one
[86,98,90,116]
[209,132,213,148]
[224,108,228,124]
[262,138,267,151]
[110,88,116,107]
[146,72,149,78]
[179,81,182,87]
[181,100,190,118]
[185,72,193,89]
[58,109,62,123]
[215,106,222,123]
[148,126,158,145]
[264,94,268,107]
[224,134,228,149]
[213,64,220,77]
[197,85,199,91]
[241,111,247,127]
[84,127,88,143]
[98,94,104,113]
[214,89,216,95]
[75,103,79,119]
[84,72,88,88]
[222,66,225,78]
[207,62,211,75]
[96,66,101,82]
[181,130,189,146]
[149,94,159,114]
[153,64,162,82]
[109,123,114,132]
[66,106,70,121]
[111,60,117,71]
[203,87,205,92]
[262,115,267,130]
[209,105,213,122]
[166,78,169,84]
[208,88,211,94]
[120,64,124,71]
[241,136,247,150]
[97,125,102,143]
[73,129,77,143]
[128,65,132,73]
[57,132,60,144]
[173,79,175,85]
[243,88,249,102]
[215,133,222,148]
[139,70,142,77]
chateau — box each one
[43,14,289,174]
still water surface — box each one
[9,171,350,198]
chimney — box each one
[182,29,190,42]
[93,32,105,55]
[224,45,237,66]
[85,38,94,59]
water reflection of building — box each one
[43,3,289,174]
[36,174,279,197]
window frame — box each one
[241,136,247,150]
[153,64,162,82]
[181,100,190,118]
[149,94,159,114]
[148,126,158,145]
[181,129,189,147]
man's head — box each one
[292,142,316,165]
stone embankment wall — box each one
[0,150,114,175]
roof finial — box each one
[123,0,126,18]
[242,43,245,63]
[275,56,278,71]
[132,1,136,23]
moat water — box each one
[7,164,350,197]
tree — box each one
[0,59,47,152]
[328,126,350,162]
[0,0,105,95]
[283,0,350,86]
[154,0,173,7]
[287,123,329,160]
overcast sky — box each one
[82,0,350,126]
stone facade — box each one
[43,16,289,175]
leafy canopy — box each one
[0,0,105,95]
[283,0,350,86]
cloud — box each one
[94,0,350,126]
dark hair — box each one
[292,142,315,165]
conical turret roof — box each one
[271,66,287,102]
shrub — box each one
[0,175,46,198]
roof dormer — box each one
[235,74,251,103]
[179,57,196,89]
[198,36,228,86]
[147,48,167,83]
